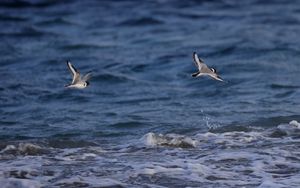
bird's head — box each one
[210,68,217,73]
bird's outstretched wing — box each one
[82,72,92,82]
[210,74,224,82]
[67,61,80,84]
[192,52,205,71]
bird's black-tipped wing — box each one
[192,52,205,71]
[66,61,80,84]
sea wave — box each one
[142,132,198,148]
[0,121,299,187]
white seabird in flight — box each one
[191,52,224,82]
[65,61,92,89]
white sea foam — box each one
[0,143,44,155]
[1,121,300,187]
[52,147,107,164]
[132,124,300,187]
[258,179,286,188]
[55,176,124,187]
[289,120,300,128]
[277,120,300,136]
[142,132,198,148]
[0,178,40,188]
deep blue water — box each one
[1,0,300,187]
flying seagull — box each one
[65,61,92,89]
[191,52,224,82]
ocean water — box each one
[0,0,300,187]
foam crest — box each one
[142,132,198,148]
[1,143,45,156]
[289,120,300,128]
[276,120,300,136]
[195,131,265,148]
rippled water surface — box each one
[1,0,300,187]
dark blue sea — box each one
[1,0,300,187]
